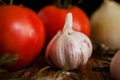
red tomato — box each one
[38,5,90,43]
[0,5,45,70]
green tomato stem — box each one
[0,0,6,5]
[0,54,18,67]
[9,0,13,5]
[53,0,72,9]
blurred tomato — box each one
[0,5,45,70]
[38,5,90,43]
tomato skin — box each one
[0,5,45,70]
[38,5,90,42]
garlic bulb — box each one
[110,50,120,80]
[91,0,120,49]
[45,13,92,70]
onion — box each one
[110,50,120,80]
[90,0,120,49]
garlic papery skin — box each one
[110,50,120,80]
[91,0,120,49]
[45,13,92,70]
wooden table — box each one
[0,52,113,80]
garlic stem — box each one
[62,12,73,34]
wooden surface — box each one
[0,52,113,80]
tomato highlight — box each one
[0,5,46,70]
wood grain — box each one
[0,53,113,80]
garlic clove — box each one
[110,50,120,80]
[45,12,92,70]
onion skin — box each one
[91,0,120,49]
[110,50,120,80]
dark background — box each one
[2,0,120,17]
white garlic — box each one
[45,13,92,70]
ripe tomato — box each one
[38,5,90,43]
[0,5,45,70]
